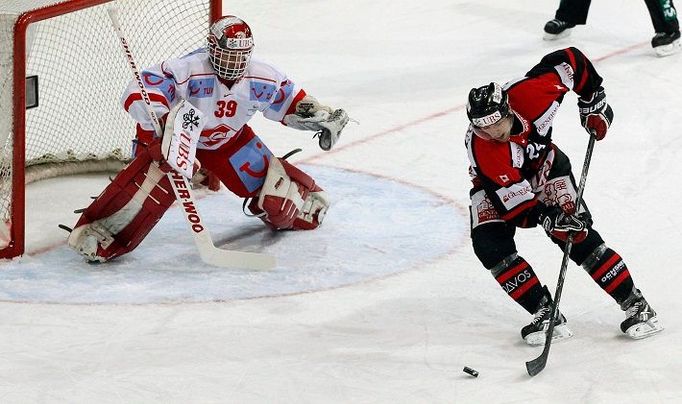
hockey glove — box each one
[577,86,613,140]
[540,206,589,243]
[283,95,349,151]
[314,108,349,151]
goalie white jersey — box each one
[122,49,302,150]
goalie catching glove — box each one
[283,95,349,151]
[540,206,590,243]
[577,86,613,141]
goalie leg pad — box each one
[248,158,329,230]
[68,148,176,262]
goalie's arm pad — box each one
[282,95,349,151]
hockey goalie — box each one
[66,15,349,263]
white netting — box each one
[0,0,216,252]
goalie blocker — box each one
[68,101,330,263]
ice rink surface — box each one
[1,0,681,402]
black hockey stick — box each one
[526,134,597,376]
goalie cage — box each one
[0,0,223,259]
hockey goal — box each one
[0,0,222,259]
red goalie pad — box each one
[67,145,176,262]
[248,158,329,230]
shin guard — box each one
[248,158,329,230]
[491,254,546,314]
[67,149,176,262]
[581,244,635,304]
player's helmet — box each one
[207,16,254,80]
[466,82,510,127]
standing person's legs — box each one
[545,0,592,39]
[644,0,679,33]
[555,0,592,24]
[645,0,681,55]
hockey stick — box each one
[106,6,276,270]
[526,134,596,376]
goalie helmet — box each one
[207,16,254,80]
[466,82,510,128]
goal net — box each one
[0,0,222,258]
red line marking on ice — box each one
[302,42,648,164]
[301,106,465,163]
[593,41,648,62]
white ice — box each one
[1,0,681,402]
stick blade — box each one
[199,247,276,271]
[525,355,547,377]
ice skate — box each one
[620,290,664,340]
[521,287,573,346]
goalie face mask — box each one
[208,16,254,80]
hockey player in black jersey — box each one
[464,47,663,345]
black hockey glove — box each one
[540,206,589,243]
[577,86,613,141]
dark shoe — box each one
[543,19,576,40]
[652,31,681,56]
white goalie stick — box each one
[106,6,276,270]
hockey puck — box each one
[463,366,479,377]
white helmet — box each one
[207,16,254,80]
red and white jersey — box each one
[122,49,305,150]
[465,47,604,224]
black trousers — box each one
[555,0,679,33]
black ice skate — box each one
[543,19,575,40]
[521,287,573,346]
[620,290,663,340]
[652,30,681,57]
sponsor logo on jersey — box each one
[188,78,215,99]
[228,137,273,193]
[501,186,531,203]
[142,71,176,102]
[554,62,575,89]
[199,124,234,148]
[534,101,560,136]
[497,183,533,209]
[268,80,294,112]
[250,81,277,102]
[510,142,524,168]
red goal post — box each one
[0,0,222,259]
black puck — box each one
[463,366,479,377]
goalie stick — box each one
[106,6,276,270]
[526,134,596,376]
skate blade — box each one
[654,40,681,57]
[525,324,574,346]
[625,317,664,340]
[543,29,573,41]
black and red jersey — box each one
[465,47,603,225]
